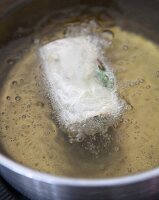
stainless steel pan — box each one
[0,0,159,199]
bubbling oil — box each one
[1,6,159,178]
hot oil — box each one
[0,6,159,178]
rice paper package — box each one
[39,35,125,142]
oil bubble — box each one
[122,44,129,50]
[101,30,114,44]
[127,104,133,111]
[146,85,151,89]
[36,101,44,107]
[138,78,145,83]
[20,79,24,84]
[6,96,11,100]
[156,70,159,78]
[7,58,14,65]
[15,96,21,101]
[114,146,120,152]
[5,125,9,130]
[12,80,18,86]
[22,115,26,119]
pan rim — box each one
[1,153,159,187]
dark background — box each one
[0,176,28,200]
